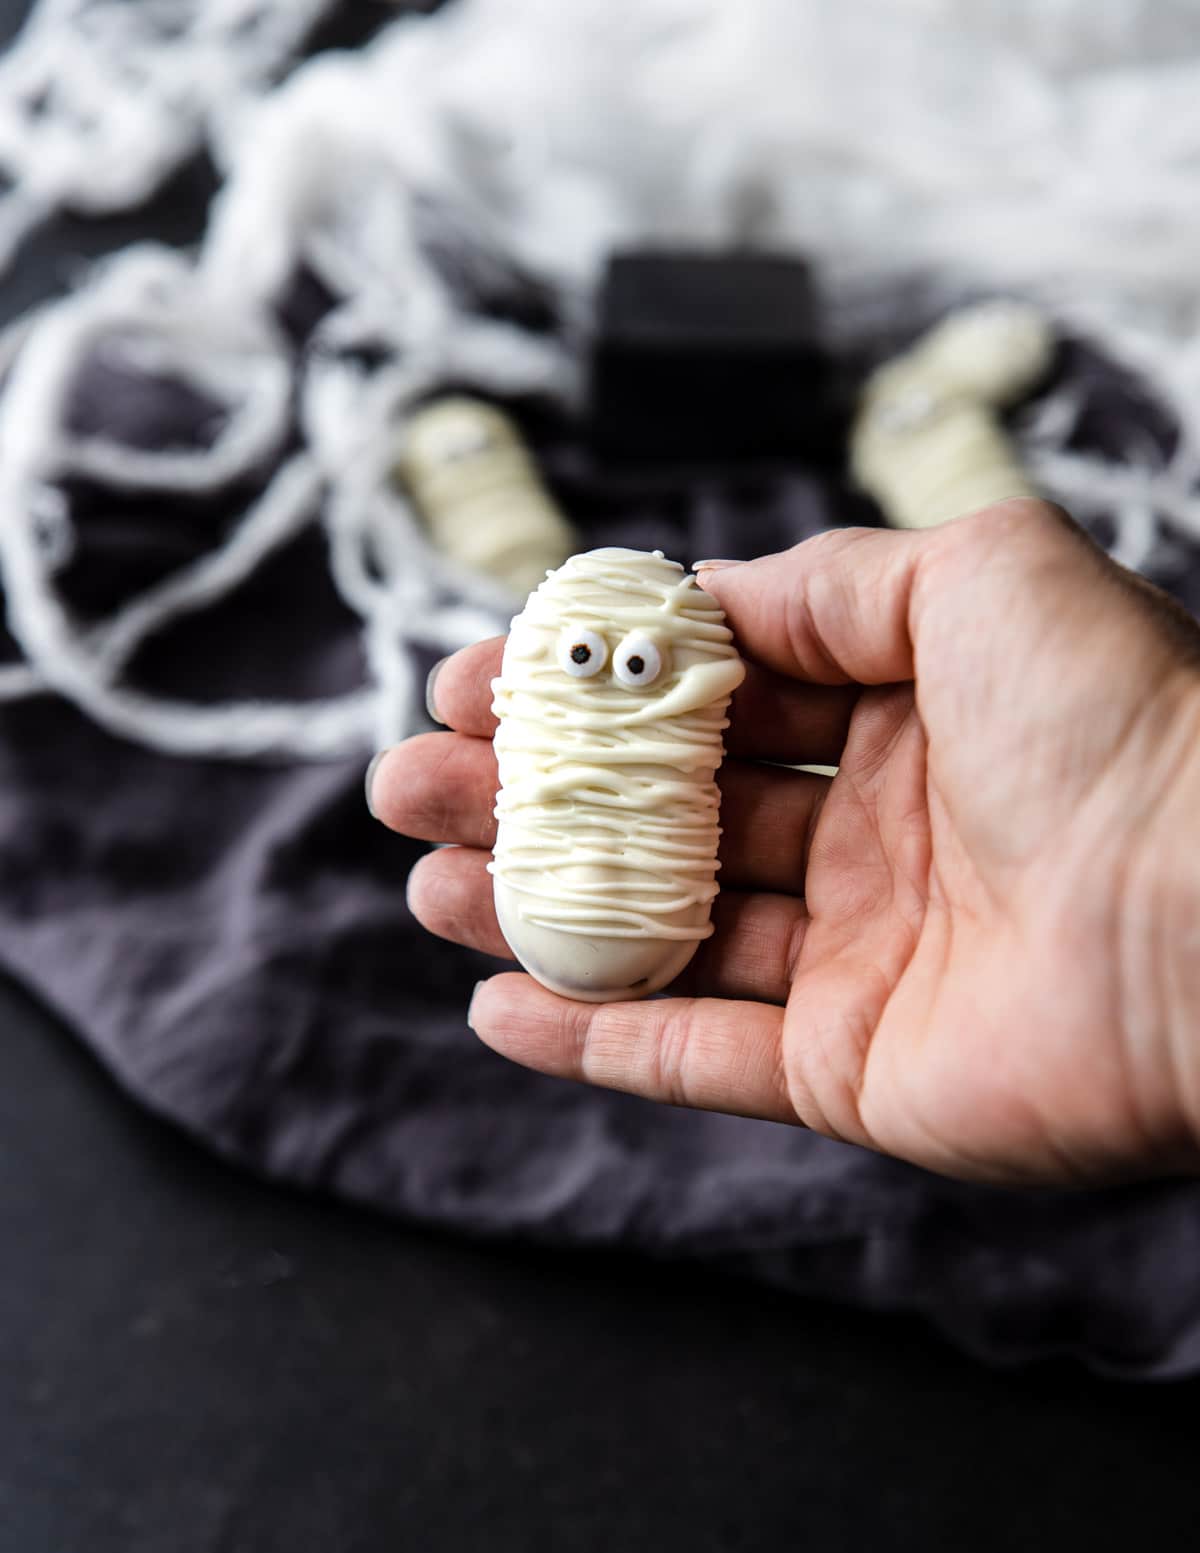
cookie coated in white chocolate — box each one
[490,548,745,1002]
[852,300,1054,530]
[397,396,576,597]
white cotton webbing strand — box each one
[0,241,534,758]
[2,0,1200,759]
[0,0,338,271]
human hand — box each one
[369,500,1200,1184]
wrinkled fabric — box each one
[1,322,1198,1380]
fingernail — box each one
[692,559,742,573]
[425,657,448,725]
[364,748,389,818]
[467,979,487,1032]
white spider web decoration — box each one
[0,0,1198,760]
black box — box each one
[589,250,832,463]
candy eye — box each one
[613,633,664,689]
[557,626,608,678]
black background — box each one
[0,4,1198,1549]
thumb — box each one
[696,525,930,687]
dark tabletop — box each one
[3,970,1200,1553]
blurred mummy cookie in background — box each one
[490,548,745,1003]
[396,396,576,597]
[851,300,1055,530]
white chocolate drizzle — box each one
[490,549,744,941]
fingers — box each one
[407,844,809,1005]
[727,666,855,765]
[428,636,856,766]
[695,527,931,686]
[680,889,810,1004]
[696,500,1104,690]
[467,972,793,1122]
[368,732,497,851]
[719,761,829,892]
[425,640,501,734]
[406,845,509,959]
[374,733,830,894]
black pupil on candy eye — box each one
[570,643,591,664]
[627,655,645,676]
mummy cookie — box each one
[397,396,575,597]
[851,300,1054,530]
[489,548,745,1002]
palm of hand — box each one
[789,683,1121,1183]
[788,527,1193,1181]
